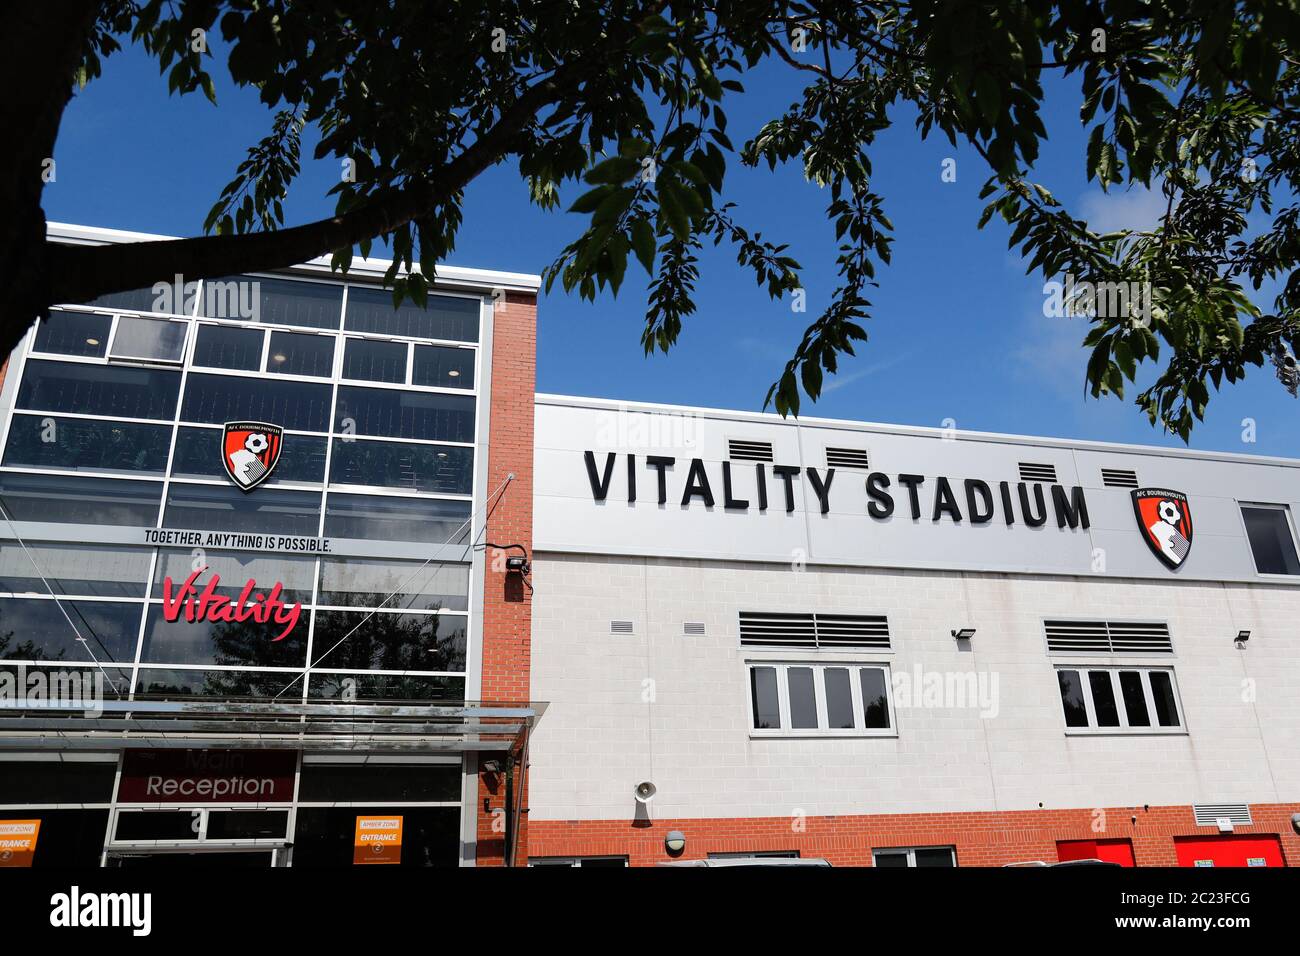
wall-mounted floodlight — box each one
[1236,630,1251,648]
[951,628,976,641]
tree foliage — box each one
[13,1,1300,439]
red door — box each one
[1057,839,1136,866]
[1174,835,1284,868]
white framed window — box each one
[873,846,956,868]
[528,856,628,867]
[1239,502,1300,576]
[1055,666,1183,734]
[747,662,893,737]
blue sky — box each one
[43,42,1300,458]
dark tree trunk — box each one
[0,0,103,358]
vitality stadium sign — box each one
[582,452,1091,530]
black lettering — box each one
[627,453,636,503]
[806,467,835,515]
[897,474,925,520]
[1052,485,1090,529]
[999,481,1015,525]
[584,451,616,501]
[866,472,894,518]
[681,458,715,507]
[722,462,749,510]
[1018,482,1047,527]
[965,479,994,524]
[772,465,800,513]
[932,476,963,522]
[646,456,674,505]
[755,464,768,511]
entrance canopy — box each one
[0,698,545,754]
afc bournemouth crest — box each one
[1131,488,1193,569]
[222,421,284,492]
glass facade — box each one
[0,273,484,703]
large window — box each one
[317,557,469,611]
[0,472,162,526]
[109,316,187,363]
[344,287,479,342]
[181,373,332,431]
[32,311,112,357]
[323,493,470,543]
[171,427,327,484]
[747,662,893,736]
[163,483,322,535]
[1055,667,1182,732]
[0,598,141,664]
[201,275,343,329]
[1240,504,1300,575]
[328,438,473,494]
[16,359,181,421]
[334,386,474,442]
[3,414,171,476]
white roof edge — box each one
[46,221,542,293]
[535,392,1300,469]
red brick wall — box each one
[474,290,536,865]
[528,803,1300,867]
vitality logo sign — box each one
[1132,488,1193,569]
[222,421,283,492]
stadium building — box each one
[2,224,1298,867]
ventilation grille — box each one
[1045,620,1173,654]
[610,620,634,635]
[1101,468,1139,488]
[728,439,774,462]
[1018,462,1058,483]
[826,446,870,470]
[1193,804,1252,827]
[683,622,705,636]
[739,612,890,649]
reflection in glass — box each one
[292,806,460,866]
[317,557,469,611]
[323,493,470,543]
[163,483,321,535]
[310,610,466,671]
[109,316,187,362]
[1088,671,1120,726]
[825,667,855,729]
[0,472,162,526]
[412,345,474,389]
[750,666,780,729]
[1241,505,1300,575]
[344,286,479,341]
[134,668,299,699]
[0,598,141,664]
[17,358,181,420]
[343,338,406,383]
[182,372,332,431]
[3,414,171,476]
[297,764,460,802]
[140,605,308,667]
[266,330,334,377]
[328,439,472,494]
[0,543,150,597]
[787,667,817,729]
[860,667,891,729]
[307,673,464,702]
[171,427,326,484]
[33,311,112,357]
[153,548,317,604]
[1057,669,1088,727]
[1119,670,1150,727]
[915,848,956,867]
[192,324,263,370]
[334,386,474,442]
[1149,671,1180,727]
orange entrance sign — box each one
[0,820,41,867]
[353,815,403,865]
